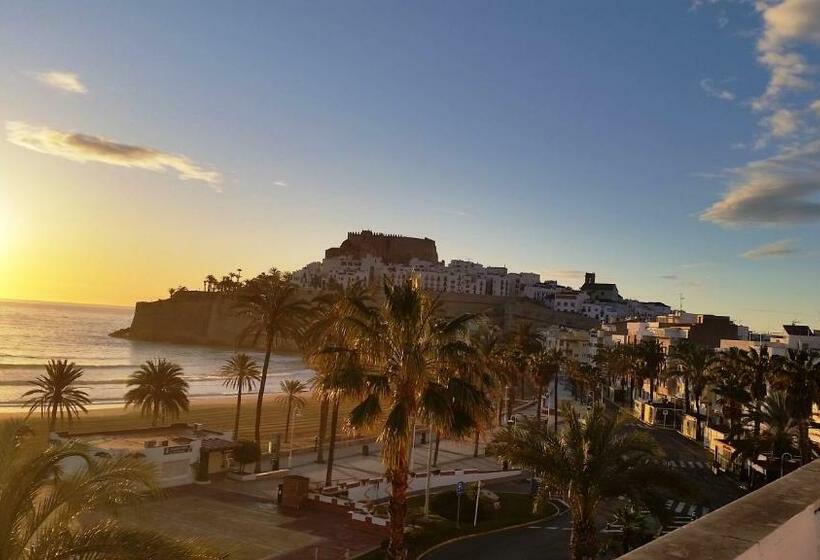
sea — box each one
[0,299,314,407]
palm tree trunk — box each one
[683,378,690,414]
[433,431,441,467]
[49,403,57,432]
[570,514,598,560]
[387,454,410,559]
[473,429,480,458]
[233,386,243,441]
[325,398,340,486]
[497,395,504,426]
[695,395,702,442]
[316,396,329,463]
[554,372,559,433]
[254,335,274,470]
[754,400,762,438]
[799,419,810,465]
[649,378,655,402]
[536,384,543,420]
[284,398,293,443]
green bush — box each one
[233,440,260,473]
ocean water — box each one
[0,300,313,406]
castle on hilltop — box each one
[325,230,438,264]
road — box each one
[424,502,572,560]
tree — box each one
[279,379,308,443]
[772,349,820,464]
[507,322,542,399]
[0,420,222,560]
[743,347,774,438]
[712,348,752,440]
[124,359,190,426]
[22,359,90,432]
[220,353,261,441]
[322,278,486,560]
[235,269,310,454]
[668,341,716,441]
[637,339,666,402]
[303,283,373,483]
[489,403,689,560]
[733,391,798,468]
[233,440,261,474]
[528,347,561,420]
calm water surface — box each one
[0,300,312,405]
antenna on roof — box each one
[678,293,685,312]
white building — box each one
[53,423,237,488]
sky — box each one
[0,0,819,332]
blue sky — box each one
[0,1,818,332]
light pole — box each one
[503,385,511,425]
[288,408,302,468]
[780,452,793,479]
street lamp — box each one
[287,408,302,468]
[780,452,793,479]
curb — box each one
[416,499,567,559]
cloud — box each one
[434,208,471,217]
[811,99,820,116]
[763,108,799,136]
[5,121,221,188]
[273,181,287,187]
[740,238,797,259]
[542,269,586,281]
[34,71,87,94]
[699,78,736,101]
[660,274,679,280]
[753,0,820,110]
[701,139,820,225]
[717,12,729,29]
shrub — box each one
[233,440,260,473]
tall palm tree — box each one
[637,339,666,402]
[22,359,90,431]
[0,420,222,560]
[124,359,189,426]
[772,349,820,464]
[669,341,716,441]
[322,278,485,559]
[507,322,542,400]
[743,346,774,438]
[235,269,310,452]
[220,353,261,441]
[279,379,308,443]
[489,403,689,560]
[734,391,798,467]
[303,283,373,483]
[712,348,752,440]
[528,347,561,420]
[467,325,500,456]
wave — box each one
[0,369,314,387]
[0,363,139,370]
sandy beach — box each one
[0,393,367,450]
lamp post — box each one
[503,385,511,424]
[287,408,302,468]
[780,452,793,479]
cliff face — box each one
[123,290,597,349]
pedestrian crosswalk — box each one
[661,499,710,534]
[664,459,710,470]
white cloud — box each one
[273,181,287,187]
[700,78,736,101]
[740,239,797,259]
[753,0,820,110]
[34,71,87,94]
[700,139,820,225]
[811,99,820,116]
[763,108,799,136]
[6,121,221,189]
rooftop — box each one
[56,423,227,452]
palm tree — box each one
[743,346,774,438]
[279,379,308,443]
[637,339,666,402]
[124,359,189,426]
[22,359,90,431]
[322,278,486,559]
[220,353,261,441]
[712,348,752,440]
[734,391,798,468]
[303,283,373,482]
[507,322,542,399]
[235,269,310,452]
[528,347,561,420]
[772,349,820,464]
[0,420,222,560]
[489,403,689,560]
[669,341,716,441]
